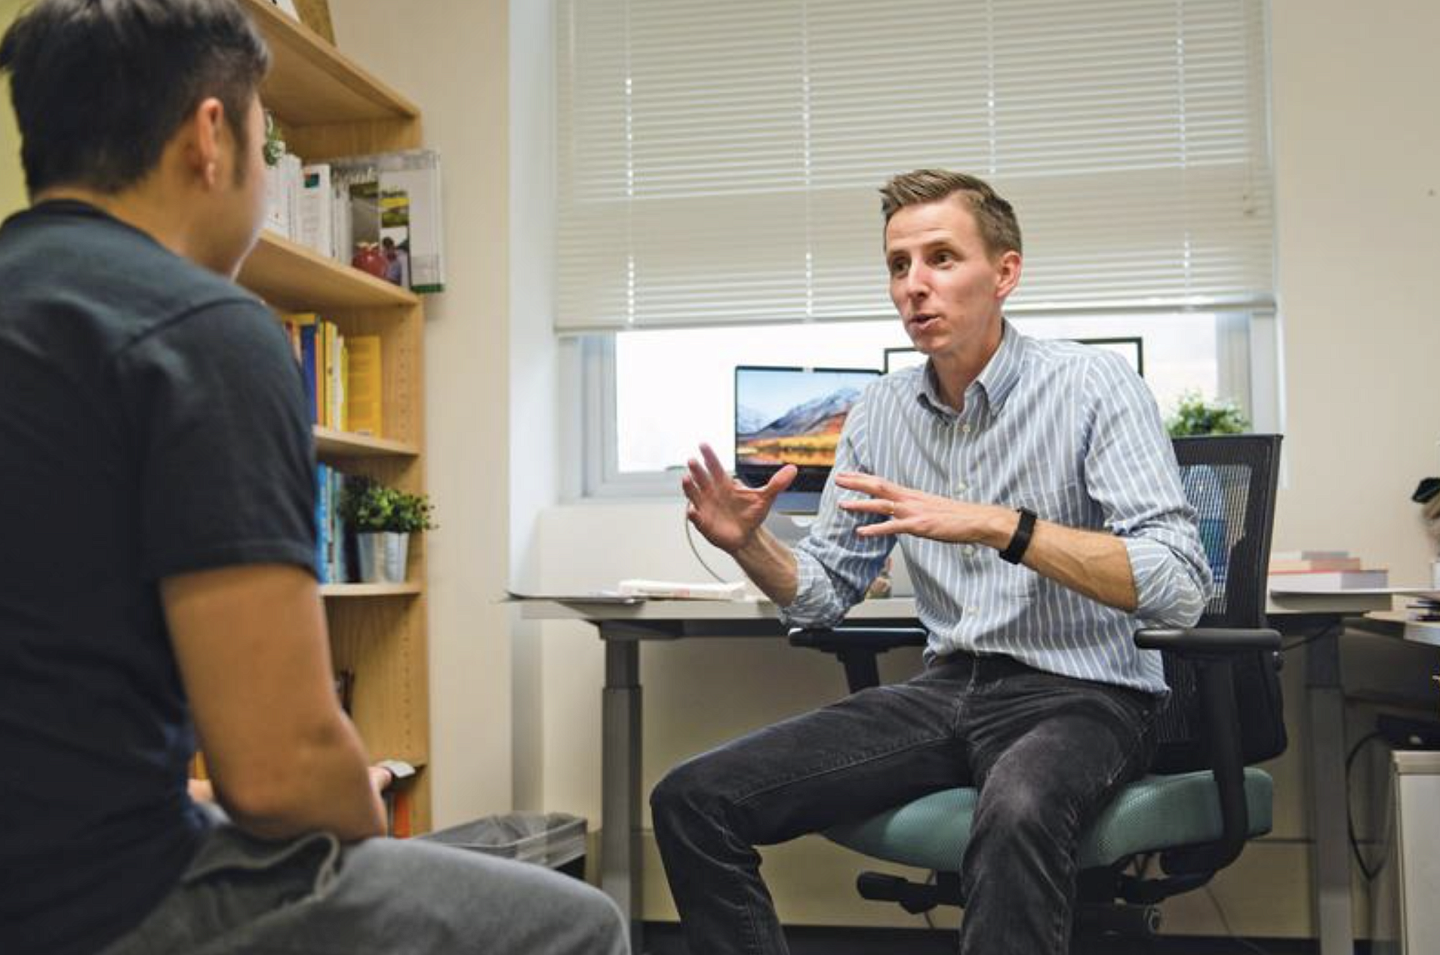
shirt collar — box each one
[913,318,1027,418]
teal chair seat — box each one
[826,768,1274,873]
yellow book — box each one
[346,335,383,437]
[319,320,333,428]
[338,335,349,433]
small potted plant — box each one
[339,477,437,584]
[1166,392,1250,588]
[1166,390,1250,437]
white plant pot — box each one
[357,532,409,584]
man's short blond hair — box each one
[879,169,1023,258]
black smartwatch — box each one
[999,507,1037,564]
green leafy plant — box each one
[1166,390,1250,437]
[263,110,286,167]
[340,477,437,534]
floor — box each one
[641,923,1344,955]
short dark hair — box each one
[0,0,270,196]
[879,168,1023,257]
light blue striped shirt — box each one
[781,321,1211,695]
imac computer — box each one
[734,365,880,516]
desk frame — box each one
[527,593,1388,953]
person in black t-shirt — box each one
[0,3,626,955]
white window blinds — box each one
[555,0,1273,332]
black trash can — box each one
[419,811,587,879]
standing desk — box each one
[523,591,1390,953]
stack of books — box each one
[1268,550,1389,591]
[262,145,446,293]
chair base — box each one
[856,869,1164,941]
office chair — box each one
[789,434,1285,945]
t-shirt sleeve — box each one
[115,298,317,580]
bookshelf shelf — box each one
[241,0,419,127]
[234,0,432,832]
[314,426,419,459]
[320,582,423,598]
[240,231,418,312]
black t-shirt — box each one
[0,201,316,955]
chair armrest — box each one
[1134,627,1280,653]
[788,627,927,694]
[788,627,928,653]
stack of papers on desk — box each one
[617,579,747,601]
[504,589,642,605]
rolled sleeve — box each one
[1124,532,1210,627]
[1083,352,1212,628]
[778,546,852,629]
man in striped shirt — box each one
[651,169,1211,955]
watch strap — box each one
[999,507,1037,565]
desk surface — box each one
[521,591,1392,624]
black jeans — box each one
[650,651,1158,955]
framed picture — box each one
[883,346,925,374]
[1074,336,1144,378]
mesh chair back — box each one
[1151,434,1284,774]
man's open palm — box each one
[682,443,796,554]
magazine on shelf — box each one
[330,149,446,293]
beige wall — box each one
[1270,0,1440,577]
[0,0,27,217]
[328,0,513,827]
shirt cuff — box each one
[777,547,845,630]
[1124,535,1208,627]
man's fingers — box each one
[686,457,712,492]
[835,471,890,497]
[680,474,703,506]
[699,443,730,485]
[763,464,798,499]
[839,498,896,517]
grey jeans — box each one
[100,812,628,955]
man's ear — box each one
[179,97,227,189]
[994,249,1023,299]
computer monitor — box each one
[734,365,880,513]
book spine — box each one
[314,463,330,583]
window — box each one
[555,0,1276,496]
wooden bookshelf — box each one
[321,582,424,599]
[237,0,431,833]
[240,231,418,311]
[314,426,419,459]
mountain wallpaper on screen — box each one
[736,387,862,467]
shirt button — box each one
[966,606,979,614]
[955,482,968,494]
[961,423,973,434]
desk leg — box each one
[1305,622,1355,955]
[601,633,644,951]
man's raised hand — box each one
[682,443,797,554]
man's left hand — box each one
[835,472,1015,548]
